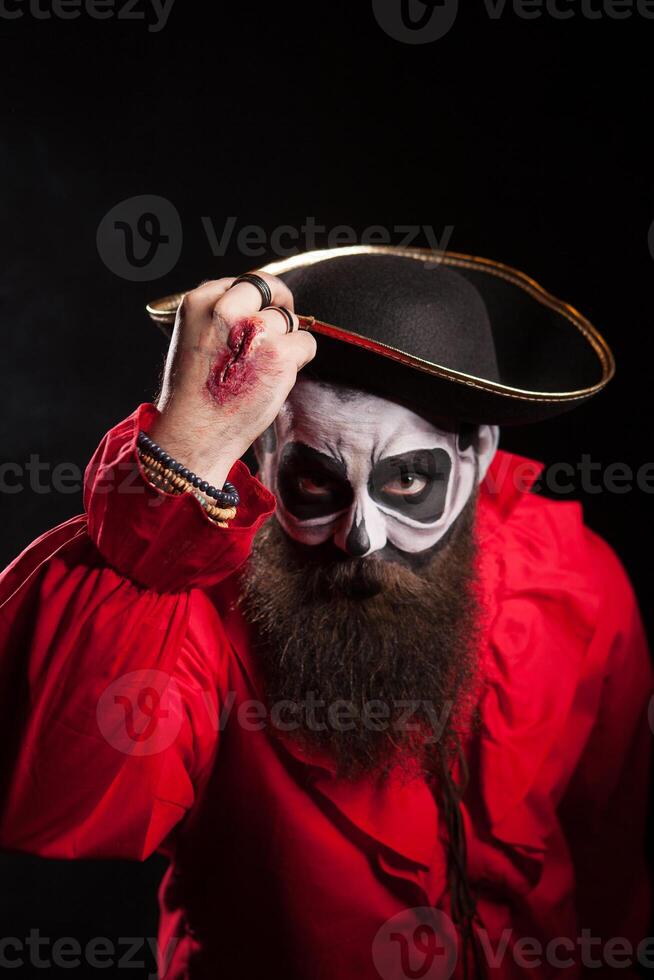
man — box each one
[0,247,650,979]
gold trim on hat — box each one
[145,245,615,404]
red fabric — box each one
[0,404,651,979]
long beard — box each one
[239,494,481,780]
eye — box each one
[369,449,451,523]
[381,471,428,497]
[296,473,338,497]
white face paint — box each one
[255,379,499,559]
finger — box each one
[283,329,318,371]
[177,278,237,321]
[260,305,300,336]
[216,272,295,320]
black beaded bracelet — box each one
[137,431,240,507]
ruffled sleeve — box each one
[0,405,275,860]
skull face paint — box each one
[255,379,499,559]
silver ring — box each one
[230,273,272,311]
[263,305,295,333]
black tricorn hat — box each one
[146,245,614,425]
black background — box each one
[1,1,652,976]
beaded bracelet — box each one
[139,454,237,524]
[137,431,240,508]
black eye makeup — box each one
[369,449,451,523]
[277,443,353,520]
[277,443,452,526]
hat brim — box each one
[146,246,614,425]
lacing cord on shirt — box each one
[437,737,485,979]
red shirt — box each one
[0,404,651,979]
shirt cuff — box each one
[84,403,276,592]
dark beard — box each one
[238,494,481,780]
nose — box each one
[345,518,370,557]
[333,493,386,557]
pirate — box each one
[0,247,650,979]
